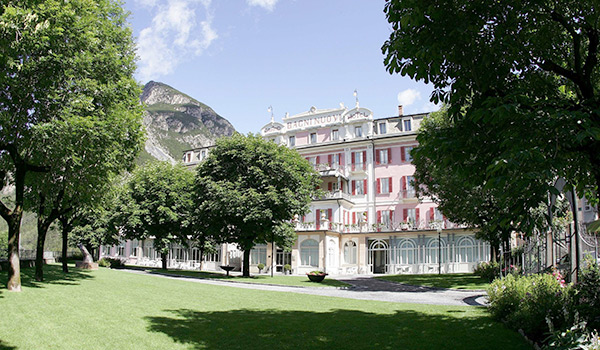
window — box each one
[458,237,476,263]
[354,180,365,195]
[331,129,339,140]
[204,251,221,262]
[300,239,319,267]
[427,238,447,263]
[406,176,415,193]
[405,208,416,224]
[378,122,387,134]
[380,177,391,194]
[104,245,112,256]
[397,239,416,264]
[378,149,389,164]
[117,242,125,257]
[251,245,267,265]
[310,133,317,144]
[331,153,340,167]
[404,146,413,162]
[380,210,391,227]
[308,156,317,167]
[343,241,357,264]
[403,119,412,131]
[143,241,155,259]
[355,126,363,137]
[353,151,365,169]
[130,240,138,257]
[289,136,296,146]
[201,150,206,160]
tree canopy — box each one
[193,134,320,276]
[382,0,600,212]
[117,161,195,270]
[0,0,143,290]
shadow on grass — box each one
[145,308,530,350]
[0,264,95,296]
[376,273,489,290]
[0,340,17,350]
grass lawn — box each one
[127,266,349,288]
[377,273,490,290]
[0,265,529,350]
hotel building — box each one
[101,103,490,275]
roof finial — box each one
[268,105,274,123]
[353,89,359,108]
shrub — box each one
[98,257,124,269]
[474,261,500,282]
[487,272,574,342]
[543,322,600,350]
[257,263,265,272]
[574,260,600,332]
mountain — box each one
[139,81,235,163]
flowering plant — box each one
[307,270,327,276]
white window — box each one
[355,180,365,195]
[201,150,206,160]
[458,237,476,263]
[308,157,317,167]
[380,178,391,194]
[378,122,387,134]
[355,126,363,137]
[289,136,295,146]
[331,153,340,167]
[397,239,416,264]
[406,176,415,193]
[300,239,319,267]
[117,242,125,257]
[379,149,389,164]
[404,146,414,162]
[405,208,416,224]
[204,251,221,262]
[251,245,267,265]
[330,182,339,192]
[130,240,138,257]
[104,245,112,256]
[403,119,412,131]
[331,129,339,140]
[427,238,447,263]
[343,241,357,264]
[310,133,317,144]
[381,210,391,227]
[353,151,364,168]
[143,241,155,259]
[434,208,444,221]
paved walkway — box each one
[123,269,487,307]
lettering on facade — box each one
[347,112,368,120]
[286,114,341,130]
[263,124,283,133]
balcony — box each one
[314,191,353,203]
[294,219,468,233]
[313,163,348,179]
[350,162,366,173]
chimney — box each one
[398,105,404,116]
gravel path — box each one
[123,269,488,307]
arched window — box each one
[343,241,357,264]
[300,239,319,267]
[427,238,446,264]
[397,239,416,265]
[457,237,476,263]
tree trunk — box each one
[242,249,250,277]
[6,215,22,292]
[161,252,168,270]
[77,243,93,263]
[35,220,52,282]
[60,217,70,273]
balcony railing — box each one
[315,191,352,202]
[399,189,416,199]
[294,219,468,233]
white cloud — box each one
[397,89,421,107]
[136,0,218,82]
[247,0,278,11]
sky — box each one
[123,0,439,133]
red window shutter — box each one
[416,208,420,224]
[341,182,344,192]
[401,176,407,191]
[316,155,320,164]
[363,179,368,194]
[362,151,367,169]
[377,210,382,223]
[339,153,344,166]
[305,157,309,161]
[364,211,368,222]
[328,183,332,191]
[403,208,408,221]
[328,209,333,221]
[351,152,355,164]
[388,148,392,162]
[316,210,321,229]
[430,208,434,221]
[352,212,356,224]
[390,210,394,223]
[377,179,381,194]
[328,154,333,165]
[388,178,393,192]
[375,150,380,164]
[352,180,356,195]
[401,147,406,162]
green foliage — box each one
[0,231,7,260]
[193,133,320,275]
[474,262,500,282]
[98,257,124,269]
[383,0,600,213]
[574,259,600,331]
[543,322,600,350]
[116,161,195,256]
[487,273,574,342]
[283,264,291,271]
[257,263,265,271]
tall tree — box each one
[117,161,195,270]
[193,134,320,277]
[382,0,600,209]
[0,0,142,290]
